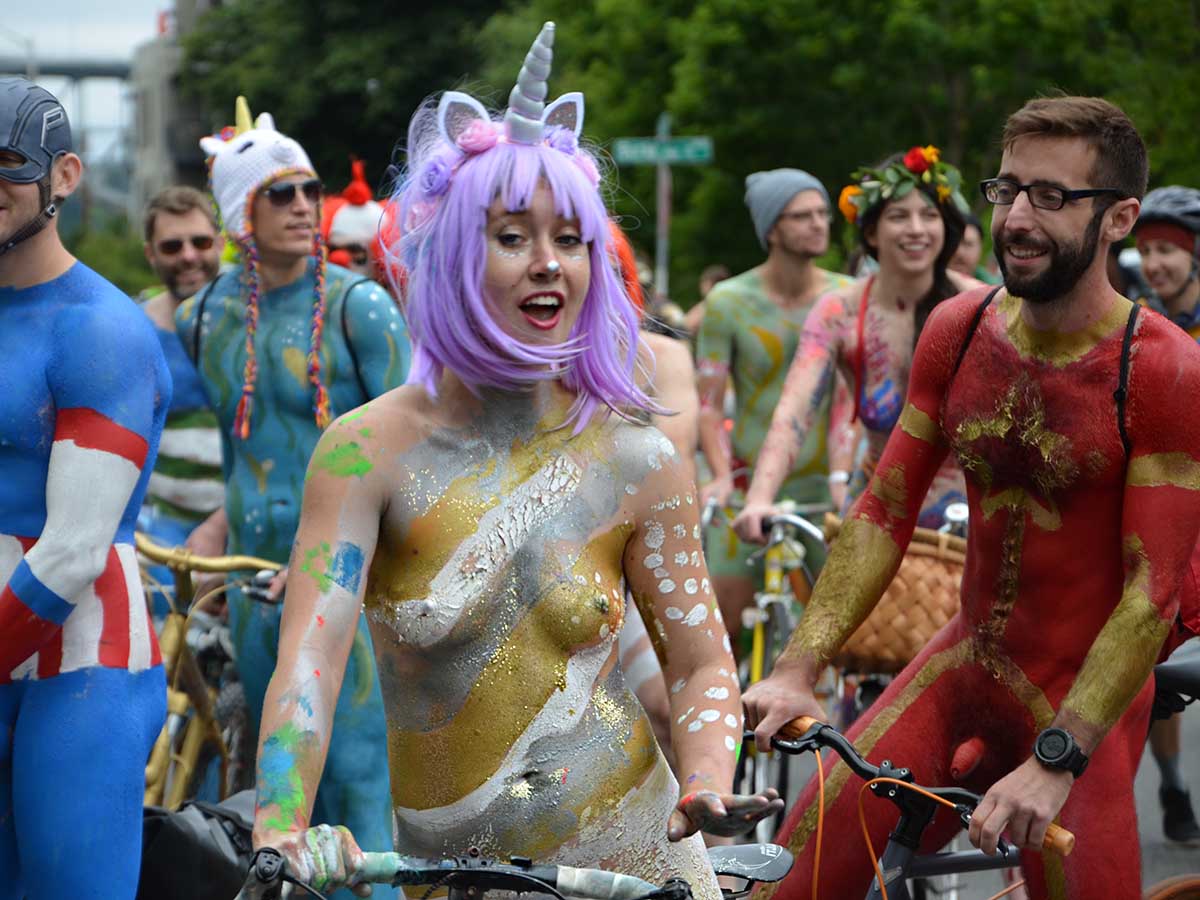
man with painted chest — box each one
[745,96,1200,899]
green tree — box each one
[66,217,160,297]
[180,0,498,190]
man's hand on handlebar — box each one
[731,501,779,545]
[742,661,826,751]
[667,788,785,841]
[968,757,1073,856]
[257,824,371,897]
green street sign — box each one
[612,135,714,166]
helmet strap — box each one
[0,175,59,258]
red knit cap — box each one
[1136,222,1196,255]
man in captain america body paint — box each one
[176,97,410,898]
[247,24,783,897]
[0,77,170,899]
[745,97,1200,899]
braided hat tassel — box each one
[308,229,333,430]
[233,239,262,439]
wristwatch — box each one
[1033,727,1089,777]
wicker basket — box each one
[824,514,964,674]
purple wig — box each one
[388,101,660,430]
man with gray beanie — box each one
[696,168,854,650]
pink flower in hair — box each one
[456,120,500,155]
[405,198,436,232]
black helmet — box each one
[1137,186,1200,237]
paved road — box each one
[777,664,1200,897]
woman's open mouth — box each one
[519,292,564,331]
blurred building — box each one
[129,0,216,217]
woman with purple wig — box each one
[249,22,781,897]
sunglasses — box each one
[262,178,323,207]
[157,235,215,255]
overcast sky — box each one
[3,1,164,156]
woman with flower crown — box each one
[733,148,979,545]
[248,23,781,896]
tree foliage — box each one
[180,0,1200,304]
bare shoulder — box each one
[322,384,439,463]
[947,269,986,294]
[640,332,695,380]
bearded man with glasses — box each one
[136,186,227,615]
[746,96,1200,899]
[176,98,410,897]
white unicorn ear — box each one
[437,91,492,146]
[199,135,227,157]
[255,112,275,131]
[543,92,584,137]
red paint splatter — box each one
[316,615,325,627]
[314,669,321,677]
[560,767,569,784]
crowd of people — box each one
[1,17,1199,900]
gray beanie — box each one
[744,168,830,250]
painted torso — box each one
[177,261,409,563]
[360,397,718,893]
[941,292,1133,694]
[802,280,965,524]
[697,267,852,501]
[0,263,168,679]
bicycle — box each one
[766,716,1075,900]
[137,532,281,809]
[1143,639,1200,900]
[703,496,831,842]
[237,840,797,900]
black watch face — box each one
[1040,730,1069,761]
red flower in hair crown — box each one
[838,145,967,225]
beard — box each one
[162,258,219,301]
[995,208,1104,305]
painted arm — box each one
[343,280,412,399]
[732,291,845,542]
[828,369,860,510]
[694,296,735,503]
[1057,344,1200,752]
[252,412,384,893]
[743,301,958,743]
[0,307,165,673]
[624,437,782,839]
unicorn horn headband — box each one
[435,21,584,151]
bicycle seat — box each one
[706,843,794,882]
[1156,639,1200,697]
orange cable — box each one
[984,881,1027,900]
[856,778,962,900]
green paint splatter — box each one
[312,441,372,478]
[342,406,368,424]
[257,722,317,832]
[300,541,333,593]
[359,427,373,438]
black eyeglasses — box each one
[262,178,323,207]
[980,178,1121,211]
[156,235,215,255]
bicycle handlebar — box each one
[135,532,282,575]
[761,513,827,547]
[239,848,680,900]
[772,717,1076,857]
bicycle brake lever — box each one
[954,805,1016,859]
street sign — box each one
[612,135,713,166]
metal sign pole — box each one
[654,111,671,301]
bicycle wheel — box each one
[1144,874,1200,900]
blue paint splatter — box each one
[328,541,364,593]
